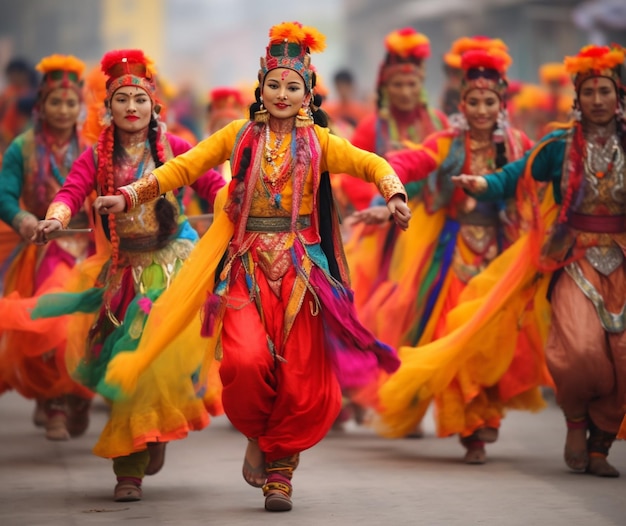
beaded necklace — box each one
[260,125,295,209]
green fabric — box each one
[78,288,162,399]
[0,134,26,226]
[478,129,568,204]
[112,449,150,478]
[31,287,105,318]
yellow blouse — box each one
[148,119,405,215]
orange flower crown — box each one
[444,36,508,69]
[379,28,431,85]
[511,83,551,112]
[564,45,625,89]
[460,48,512,98]
[100,49,157,101]
[539,62,570,87]
[260,21,326,91]
[35,54,86,102]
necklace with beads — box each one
[584,135,622,179]
[260,125,294,209]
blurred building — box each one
[343,0,626,106]
[1,0,625,106]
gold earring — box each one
[295,104,313,127]
[254,103,269,123]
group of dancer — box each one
[0,19,624,512]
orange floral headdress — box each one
[539,62,570,87]
[35,54,85,103]
[460,48,512,98]
[100,49,156,102]
[260,21,326,91]
[444,36,508,70]
[378,28,430,86]
[564,45,624,90]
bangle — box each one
[11,210,36,232]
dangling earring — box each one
[102,107,112,127]
[254,101,269,124]
[296,103,313,127]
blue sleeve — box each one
[0,139,25,227]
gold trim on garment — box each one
[45,202,72,229]
[378,174,407,203]
[245,215,311,232]
[564,261,626,333]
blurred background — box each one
[0,0,625,138]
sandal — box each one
[263,473,292,512]
[145,442,167,476]
[114,479,142,502]
[242,438,266,488]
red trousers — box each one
[219,261,342,462]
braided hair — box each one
[147,115,178,245]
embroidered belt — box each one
[119,234,169,252]
[246,215,311,232]
[568,212,626,233]
[454,210,499,227]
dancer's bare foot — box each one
[242,438,266,488]
[463,446,487,464]
[587,455,620,478]
[564,426,588,472]
[475,427,499,443]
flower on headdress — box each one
[268,21,326,53]
[385,28,430,60]
[36,54,85,77]
[100,49,154,79]
[564,45,625,76]
[461,48,512,74]
[539,63,570,86]
[444,36,508,70]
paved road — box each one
[0,391,624,526]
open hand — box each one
[451,174,488,194]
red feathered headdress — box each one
[100,49,156,101]
[460,48,512,98]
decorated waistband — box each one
[246,215,311,232]
[568,212,626,233]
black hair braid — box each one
[494,135,508,169]
[312,92,329,128]
[248,86,262,121]
[147,115,178,245]
[235,146,251,183]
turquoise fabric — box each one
[478,129,569,204]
